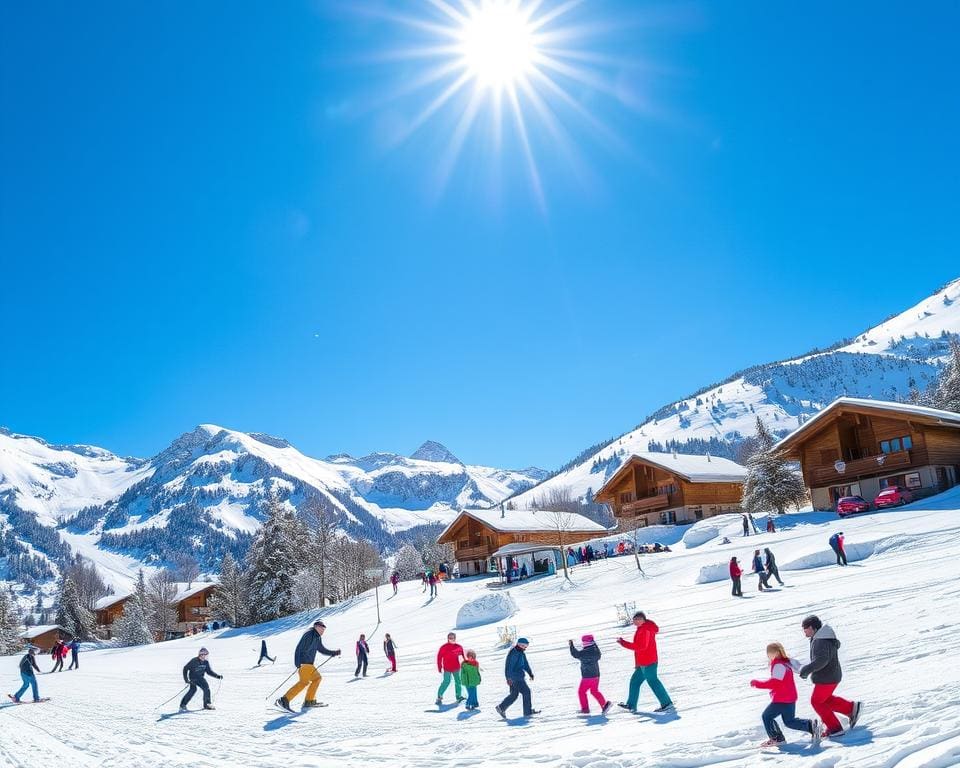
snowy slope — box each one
[512,278,960,508]
[2,493,959,767]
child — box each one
[569,634,611,715]
[383,633,398,673]
[355,633,370,677]
[461,649,482,710]
[750,642,820,747]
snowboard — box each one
[6,695,50,704]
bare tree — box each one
[171,553,200,587]
[615,513,647,575]
[541,507,576,581]
[301,495,338,607]
[147,570,179,640]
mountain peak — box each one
[410,440,462,465]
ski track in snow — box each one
[4,492,960,767]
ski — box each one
[6,695,51,704]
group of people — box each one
[49,637,80,672]
[419,564,449,598]
[729,548,784,596]
[7,636,80,704]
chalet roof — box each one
[94,593,131,611]
[596,452,747,500]
[438,507,607,543]
[492,542,562,559]
[775,397,960,454]
[21,624,66,639]
[173,581,218,603]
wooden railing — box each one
[455,545,493,560]
[620,495,670,516]
[808,449,912,486]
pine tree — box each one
[742,417,807,516]
[931,337,960,413]
[55,576,97,640]
[113,570,153,646]
[208,552,249,627]
[0,589,22,654]
[245,496,307,623]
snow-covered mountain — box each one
[511,277,960,508]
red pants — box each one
[811,683,853,732]
[578,677,607,712]
[387,654,397,672]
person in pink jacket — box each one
[750,642,821,747]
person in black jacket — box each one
[355,633,370,677]
[495,638,538,718]
[569,634,611,715]
[798,616,862,737]
[277,620,341,712]
[257,640,275,666]
[764,548,785,586]
[12,647,42,702]
[50,639,65,673]
[180,647,222,711]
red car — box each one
[874,485,913,508]
[836,496,870,517]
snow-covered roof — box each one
[94,593,131,611]
[775,397,960,453]
[597,453,747,498]
[21,624,66,639]
[438,507,607,542]
[491,542,562,558]
[173,581,218,603]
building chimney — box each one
[500,502,505,519]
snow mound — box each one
[697,537,884,582]
[455,592,518,629]
[681,514,744,548]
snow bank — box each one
[455,592,518,629]
[697,537,884,582]
[682,514,744,548]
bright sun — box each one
[458,1,536,90]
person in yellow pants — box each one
[277,620,340,712]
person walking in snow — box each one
[435,632,466,704]
[764,548,785,586]
[750,642,821,747]
[461,649,482,710]
[829,532,848,566]
[752,549,772,591]
[742,514,750,537]
[277,620,341,712]
[355,633,370,677]
[390,572,399,595]
[766,517,776,533]
[496,637,538,718]
[50,639,65,673]
[68,637,80,670]
[257,639,275,666]
[729,557,743,597]
[428,571,439,598]
[748,513,760,534]
[798,615,862,738]
[569,634,611,715]
[180,647,223,711]
[383,633,398,673]
[617,611,674,713]
[9,646,42,703]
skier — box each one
[750,642,821,747]
[9,646,42,703]
[617,611,674,713]
[435,632,466,705]
[742,514,750,537]
[383,633,398,673]
[68,636,81,670]
[752,549,772,591]
[829,532,848,566]
[798,615,862,738]
[428,571,438,598]
[180,647,223,711]
[257,639,275,666]
[50,639,65,673]
[277,620,341,712]
[390,572,399,595]
[495,637,538,718]
[748,513,760,534]
[461,649,482,710]
[764,548,785,586]
[355,633,370,677]
[766,517,776,533]
[729,557,743,598]
[569,634,611,715]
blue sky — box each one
[1,1,958,469]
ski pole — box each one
[154,685,188,711]
[265,669,299,701]
[213,677,223,704]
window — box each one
[880,435,912,454]
[619,492,634,504]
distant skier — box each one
[277,620,341,712]
[750,642,821,747]
[729,557,743,597]
[383,633,398,673]
[495,637,538,718]
[390,572,399,595]
[68,636,80,670]
[9,646,42,703]
[569,634,611,715]
[764,548,785,586]
[829,532,848,566]
[766,517,776,533]
[50,639,65,673]
[617,611,674,713]
[752,549,772,591]
[798,615,862,738]
[180,647,222,711]
[748,513,760,534]
[435,632,466,705]
[461,649,482,710]
[355,633,370,677]
[257,639,275,666]
[428,571,438,598]
[742,514,750,537]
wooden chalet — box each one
[437,508,608,576]
[775,398,960,510]
[94,593,132,639]
[595,452,747,528]
[174,582,217,635]
[20,624,68,652]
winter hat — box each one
[199,647,209,655]
[517,637,530,645]
[581,634,595,645]
[314,620,326,628]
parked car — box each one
[836,496,871,517]
[874,485,914,508]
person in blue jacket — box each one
[495,638,539,718]
[11,647,42,703]
[68,637,81,670]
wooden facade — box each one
[175,584,216,634]
[776,399,960,510]
[95,595,131,638]
[20,625,67,652]
[595,453,746,528]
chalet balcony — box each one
[455,545,494,560]
[808,449,913,486]
[620,495,670,516]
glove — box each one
[336,650,342,656]
[799,670,809,680]
[529,674,534,680]
[749,680,759,688]
[217,674,224,680]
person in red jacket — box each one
[435,632,466,705]
[750,642,821,747]
[616,612,673,713]
[729,557,743,597]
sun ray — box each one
[392,69,475,146]
[505,83,546,212]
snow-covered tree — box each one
[245,496,308,623]
[113,571,153,647]
[208,552,249,627]
[742,417,807,516]
[393,544,424,579]
[55,575,97,640]
[0,589,22,654]
[300,495,338,608]
[931,337,960,413]
[146,569,178,639]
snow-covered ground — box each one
[3,491,960,768]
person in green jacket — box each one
[461,649,482,710]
